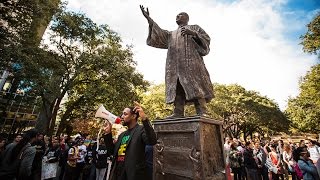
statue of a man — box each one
[140,5,214,118]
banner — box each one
[41,157,58,180]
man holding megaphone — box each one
[102,102,157,180]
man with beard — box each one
[104,102,157,180]
[31,132,46,180]
[11,134,23,145]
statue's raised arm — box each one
[140,5,152,23]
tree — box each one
[208,84,288,140]
[17,10,148,135]
[301,12,320,58]
[70,119,101,137]
[286,12,320,134]
[0,0,61,69]
[286,65,320,133]
[0,1,61,135]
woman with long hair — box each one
[0,129,38,180]
[282,143,296,180]
[269,143,284,180]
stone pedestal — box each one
[153,116,226,180]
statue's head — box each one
[176,12,189,26]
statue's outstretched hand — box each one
[140,5,151,21]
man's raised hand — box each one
[133,101,147,121]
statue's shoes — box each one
[196,113,211,117]
[165,113,184,119]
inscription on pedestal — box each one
[163,134,194,148]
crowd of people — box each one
[224,137,320,180]
[1,103,319,180]
[0,103,157,180]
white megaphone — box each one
[95,105,121,124]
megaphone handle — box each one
[96,128,102,151]
[106,160,112,180]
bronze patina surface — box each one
[140,6,214,117]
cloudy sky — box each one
[65,0,319,109]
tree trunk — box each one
[48,97,63,135]
[26,0,61,44]
[35,104,51,133]
[250,132,253,140]
[243,125,247,142]
[234,124,240,139]
[56,96,84,135]
[56,119,67,136]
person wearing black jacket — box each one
[145,145,154,180]
[94,137,111,180]
[83,142,95,180]
[31,132,46,180]
[103,102,157,180]
[0,129,38,180]
[244,141,259,180]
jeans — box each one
[90,164,96,180]
[75,162,85,180]
[257,166,269,180]
[246,168,259,180]
[232,167,242,180]
[96,168,107,180]
[63,164,77,180]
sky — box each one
[63,0,319,110]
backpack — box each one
[293,163,303,180]
[229,149,242,168]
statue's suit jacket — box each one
[147,20,214,104]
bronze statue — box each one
[140,5,214,118]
